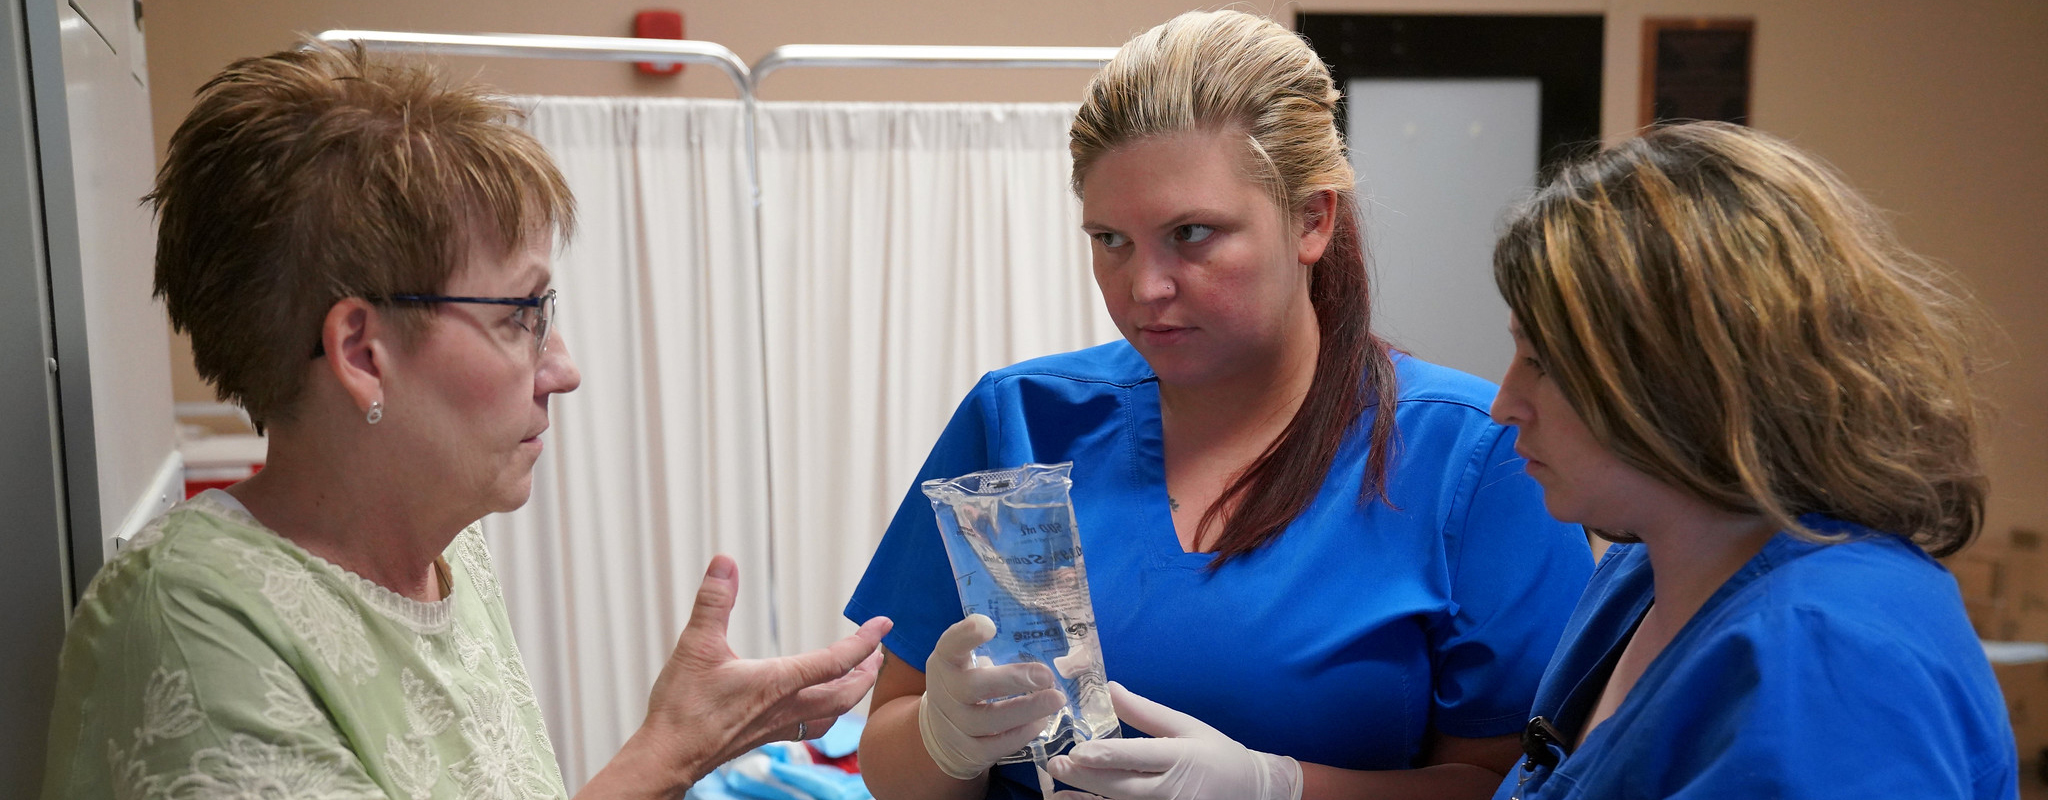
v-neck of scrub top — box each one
[1559,601,1648,752]
[1130,379,1221,571]
[1544,535,1791,777]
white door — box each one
[1347,78,1540,385]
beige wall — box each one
[145,0,2048,541]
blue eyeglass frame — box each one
[310,288,558,358]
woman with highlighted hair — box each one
[847,11,1593,800]
[1471,121,2016,798]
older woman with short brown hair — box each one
[40,43,887,800]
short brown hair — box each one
[1494,122,1987,556]
[150,41,574,430]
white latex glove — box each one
[920,614,1069,780]
[1044,682,1303,800]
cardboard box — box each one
[1953,556,2001,605]
[1962,530,2048,779]
[1946,540,2008,639]
[1996,659,2048,774]
[2000,530,2048,643]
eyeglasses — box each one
[311,288,559,359]
[387,288,559,357]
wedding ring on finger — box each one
[795,720,808,741]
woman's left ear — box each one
[1296,190,1337,266]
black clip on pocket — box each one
[1519,715,1569,771]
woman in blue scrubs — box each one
[848,10,1594,800]
[1478,122,2015,798]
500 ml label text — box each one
[998,547,1081,567]
[1013,626,1067,643]
[1015,521,1069,535]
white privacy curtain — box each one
[756,101,1116,657]
[493,96,1116,789]
[490,97,775,788]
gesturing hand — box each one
[1045,682,1302,800]
[641,555,890,783]
[919,614,1069,780]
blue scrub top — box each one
[847,341,1593,799]
[1495,516,2017,800]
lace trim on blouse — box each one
[190,490,457,635]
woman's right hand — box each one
[919,614,1069,779]
[585,555,890,797]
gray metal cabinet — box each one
[0,0,174,788]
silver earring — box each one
[366,401,384,425]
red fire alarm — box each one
[634,10,685,76]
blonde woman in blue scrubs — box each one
[848,10,1594,800]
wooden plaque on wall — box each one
[1641,18,1754,127]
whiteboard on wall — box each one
[1347,78,1540,386]
[56,0,176,572]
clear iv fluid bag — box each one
[923,462,1119,763]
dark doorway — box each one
[1298,14,1605,171]
[1292,13,1605,384]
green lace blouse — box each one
[40,489,568,800]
